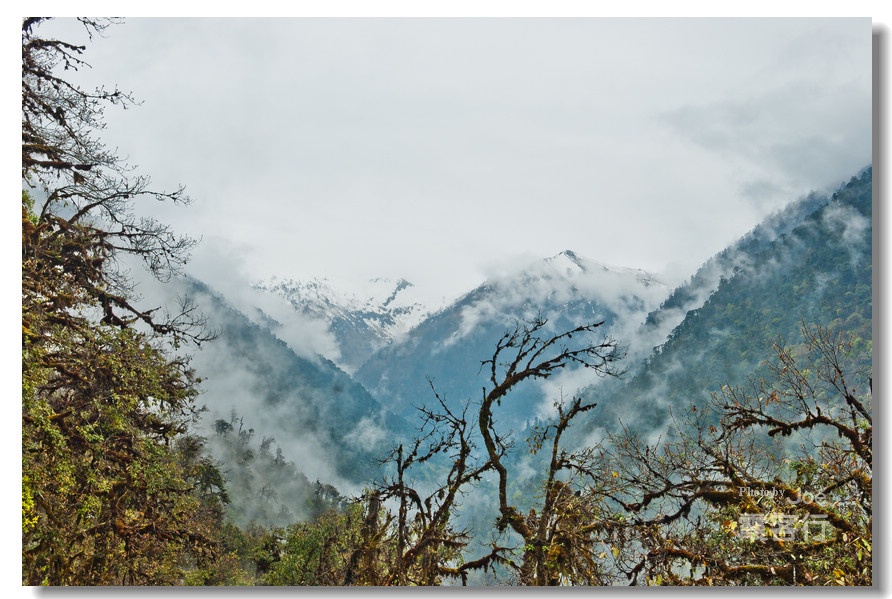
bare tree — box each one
[366,315,625,585]
[370,382,512,585]
[590,324,872,586]
[477,315,624,584]
[22,17,211,346]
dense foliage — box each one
[22,18,221,584]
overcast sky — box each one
[37,17,873,306]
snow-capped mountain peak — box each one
[252,275,432,373]
[545,249,587,274]
[251,251,667,375]
[544,250,663,289]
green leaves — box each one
[21,18,226,586]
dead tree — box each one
[477,315,624,584]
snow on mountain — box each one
[252,275,434,373]
[545,250,663,290]
[249,250,669,412]
[354,250,671,429]
[450,250,669,350]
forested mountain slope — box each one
[180,279,408,495]
[574,166,872,440]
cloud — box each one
[822,201,871,248]
[34,18,871,309]
[184,297,360,496]
[188,236,342,361]
[343,416,389,453]
[451,252,670,345]
[658,79,871,209]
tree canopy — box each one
[22,17,222,585]
[580,324,872,585]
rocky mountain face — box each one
[252,276,431,373]
[353,250,670,430]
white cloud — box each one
[33,17,872,306]
[343,416,389,453]
[188,236,342,360]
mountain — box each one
[640,183,834,343]
[354,251,670,431]
[252,276,432,373]
[173,166,871,531]
[470,167,872,544]
[572,166,873,443]
[172,278,412,508]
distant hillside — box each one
[355,251,669,432]
[179,278,409,503]
[176,166,871,531]
[574,166,872,441]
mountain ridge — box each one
[252,275,433,373]
[572,165,873,443]
[353,250,670,428]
